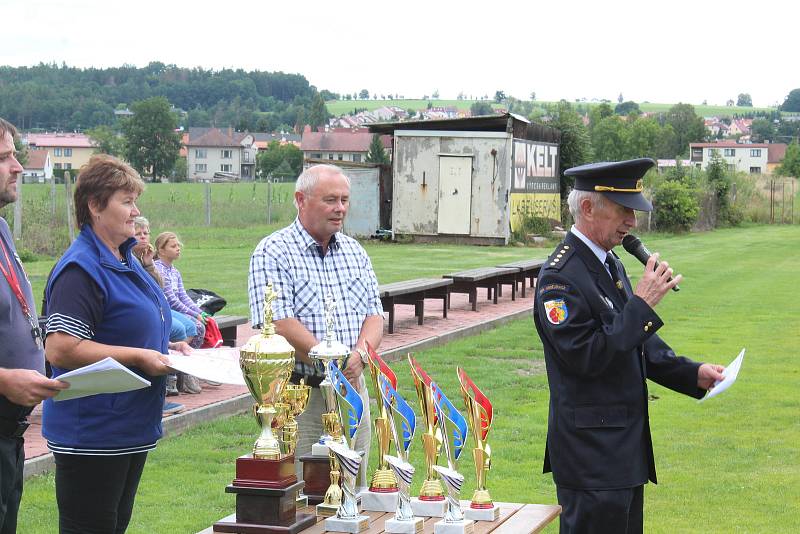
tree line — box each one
[0,62,330,132]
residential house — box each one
[25,133,96,172]
[185,127,257,181]
[21,149,53,183]
[727,118,752,137]
[767,143,788,174]
[253,132,302,150]
[689,142,773,174]
[656,159,692,173]
[301,128,392,163]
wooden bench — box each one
[496,259,546,298]
[213,315,248,347]
[444,267,520,311]
[379,278,453,334]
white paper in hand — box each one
[699,348,745,403]
[166,347,246,386]
[54,357,151,402]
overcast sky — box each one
[6,0,796,108]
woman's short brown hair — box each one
[74,155,145,227]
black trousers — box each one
[54,452,148,534]
[0,437,24,534]
[557,485,644,534]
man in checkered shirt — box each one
[248,164,384,488]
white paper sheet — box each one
[167,347,246,386]
[699,348,745,402]
[54,357,151,401]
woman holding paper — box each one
[42,154,190,534]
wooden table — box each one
[200,501,561,533]
[496,259,545,298]
[214,315,248,347]
[444,267,520,311]
[379,278,453,334]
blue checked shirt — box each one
[248,218,383,382]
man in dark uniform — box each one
[533,158,725,534]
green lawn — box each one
[18,224,800,532]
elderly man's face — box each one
[583,198,637,251]
[296,170,350,243]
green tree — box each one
[13,137,28,166]
[306,93,330,129]
[653,180,699,232]
[86,125,124,157]
[614,101,640,116]
[775,141,800,177]
[172,157,188,182]
[663,103,706,157]
[366,134,389,164]
[780,89,800,112]
[750,118,775,143]
[256,141,302,180]
[432,89,440,99]
[494,90,506,103]
[122,97,181,181]
[589,103,613,129]
[548,101,592,199]
[626,117,662,158]
[591,116,628,161]
[737,93,753,107]
[359,89,369,99]
[706,149,733,226]
[470,102,493,116]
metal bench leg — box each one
[388,303,395,334]
[493,283,499,304]
[415,299,424,326]
[471,288,478,311]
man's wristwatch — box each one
[356,347,369,366]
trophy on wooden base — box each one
[430,381,474,534]
[213,283,315,534]
[360,342,399,512]
[457,367,500,521]
[408,356,446,518]
[379,374,424,534]
[281,380,311,507]
[324,361,370,533]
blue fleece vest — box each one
[42,224,171,451]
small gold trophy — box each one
[214,283,315,533]
[457,367,499,521]
[281,380,311,506]
[309,293,350,518]
[360,341,399,512]
[408,355,446,518]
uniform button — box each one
[560,249,566,254]
[550,262,556,266]
[556,254,563,258]
[644,325,649,332]
[564,246,570,249]
[647,321,653,327]
[553,258,559,262]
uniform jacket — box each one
[43,224,170,451]
[534,231,704,490]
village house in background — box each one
[300,126,391,163]
[185,127,257,181]
[21,149,53,183]
[24,132,96,173]
[690,142,788,174]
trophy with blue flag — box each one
[430,381,474,534]
[324,361,370,533]
[379,374,424,534]
[457,367,499,521]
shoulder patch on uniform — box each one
[539,283,569,295]
[542,243,574,272]
[543,299,569,325]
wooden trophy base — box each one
[233,454,297,489]
[299,453,333,505]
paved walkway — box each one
[23,283,536,478]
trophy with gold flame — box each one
[214,283,315,533]
[360,341,399,512]
[408,355,446,518]
[457,367,499,521]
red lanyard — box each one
[0,238,33,319]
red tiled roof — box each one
[26,133,95,148]
[26,149,49,169]
[301,132,373,152]
[768,143,788,163]
[186,128,249,147]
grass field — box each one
[326,98,774,118]
[16,224,800,532]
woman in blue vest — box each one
[43,155,190,534]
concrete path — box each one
[23,283,536,478]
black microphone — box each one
[622,234,680,292]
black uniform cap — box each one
[566,158,655,212]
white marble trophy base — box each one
[410,497,446,517]
[324,515,370,533]
[385,516,424,533]
[433,518,475,534]
[464,504,500,521]
[359,489,398,512]
[311,442,329,456]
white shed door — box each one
[437,156,472,234]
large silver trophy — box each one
[379,374,424,534]
[309,293,349,517]
[430,382,474,534]
[324,361,370,533]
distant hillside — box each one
[327,98,775,118]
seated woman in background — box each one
[154,231,207,393]
[43,154,191,534]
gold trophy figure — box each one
[281,380,311,506]
[408,355,446,519]
[360,341,399,512]
[457,367,499,521]
[309,293,350,518]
